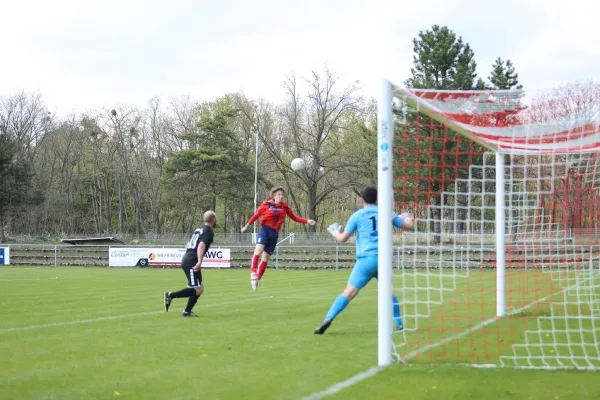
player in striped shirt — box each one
[241,187,316,291]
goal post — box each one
[377,79,600,369]
[496,151,506,318]
[377,79,394,366]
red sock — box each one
[250,255,259,273]
[257,261,268,280]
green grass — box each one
[1,266,599,400]
[394,268,600,368]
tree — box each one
[488,58,523,90]
[163,97,256,234]
[524,80,600,233]
[229,93,276,232]
[103,107,142,234]
[140,97,178,235]
[0,134,36,242]
[404,25,480,90]
[30,115,90,234]
[525,80,600,124]
[0,91,52,161]
[403,25,492,241]
[474,78,488,90]
[244,67,368,232]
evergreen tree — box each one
[404,25,479,90]
[402,25,490,242]
[162,98,256,231]
[475,78,489,90]
[488,58,523,90]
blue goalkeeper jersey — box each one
[344,205,404,258]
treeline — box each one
[0,25,527,242]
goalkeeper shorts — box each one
[347,255,378,289]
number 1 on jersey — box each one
[369,216,376,231]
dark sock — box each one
[170,288,196,299]
[185,295,200,313]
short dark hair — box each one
[361,185,377,204]
[270,187,285,199]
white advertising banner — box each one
[0,247,9,265]
[108,247,231,268]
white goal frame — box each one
[377,79,507,366]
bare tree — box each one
[0,91,51,239]
[255,68,367,230]
[230,92,278,230]
[523,80,600,233]
[0,91,52,161]
[140,97,183,234]
[30,114,90,233]
[169,95,200,149]
[101,106,142,234]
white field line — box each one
[0,277,63,282]
[299,367,383,400]
[301,272,598,399]
[0,296,274,333]
[402,272,595,361]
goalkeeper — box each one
[314,185,414,334]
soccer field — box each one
[1,266,599,399]
[395,267,600,368]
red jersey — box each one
[247,200,308,232]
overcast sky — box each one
[1,0,598,116]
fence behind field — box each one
[4,242,599,271]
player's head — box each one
[360,185,377,205]
[270,187,285,204]
[203,210,217,227]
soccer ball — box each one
[291,158,305,171]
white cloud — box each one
[0,0,598,115]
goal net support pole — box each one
[377,79,394,366]
[496,152,506,317]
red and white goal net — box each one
[384,82,600,370]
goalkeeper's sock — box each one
[326,294,349,320]
[250,254,259,273]
[257,261,268,280]
[170,287,196,298]
[184,295,200,313]
[392,295,403,327]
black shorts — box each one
[257,225,279,254]
[181,252,203,288]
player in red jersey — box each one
[241,187,316,291]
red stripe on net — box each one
[411,90,517,100]
[471,124,600,145]
[497,141,600,153]
[439,111,524,127]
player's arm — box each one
[393,211,414,230]
[193,242,206,271]
[286,207,316,226]
[193,229,214,271]
[329,226,352,243]
[328,214,356,243]
[241,204,266,232]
